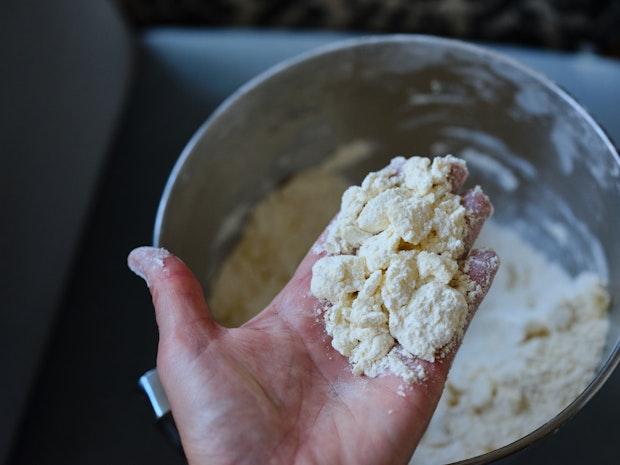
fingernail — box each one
[128,246,171,284]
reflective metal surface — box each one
[153,36,620,464]
[139,369,170,419]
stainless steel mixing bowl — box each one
[153,36,620,464]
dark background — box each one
[116,0,620,55]
[2,1,620,464]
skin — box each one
[128,167,498,465]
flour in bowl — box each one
[412,222,609,464]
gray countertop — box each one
[8,30,620,465]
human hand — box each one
[128,169,497,465]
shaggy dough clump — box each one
[311,156,477,381]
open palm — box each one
[129,182,497,465]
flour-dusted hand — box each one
[128,157,498,465]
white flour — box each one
[412,222,609,464]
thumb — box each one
[128,247,219,349]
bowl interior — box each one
[155,36,620,463]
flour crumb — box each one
[311,242,325,255]
[310,155,477,382]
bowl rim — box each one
[152,34,620,465]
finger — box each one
[128,246,219,347]
[415,248,499,392]
[362,248,499,461]
[434,249,499,371]
[431,248,500,368]
[462,248,500,310]
[448,159,469,193]
[462,186,493,255]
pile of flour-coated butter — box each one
[209,148,610,464]
[310,155,478,383]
